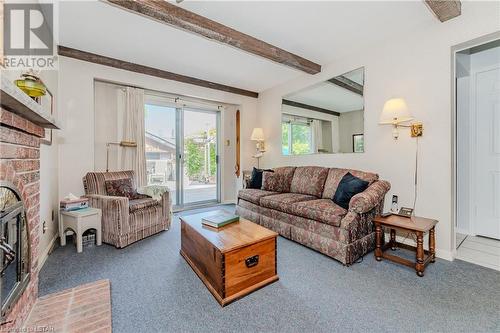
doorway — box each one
[453,36,500,270]
[144,94,220,209]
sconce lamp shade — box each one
[379,98,413,125]
[251,128,265,141]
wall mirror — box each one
[281,67,364,155]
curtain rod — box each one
[94,78,234,109]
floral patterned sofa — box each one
[235,166,390,265]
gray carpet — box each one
[39,205,500,333]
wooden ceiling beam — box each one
[104,0,321,74]
[424,1,461,22]
[282,99,340,117]
[328,77,363,96]
[57,46,259,98]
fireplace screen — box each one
[0,182,30,319]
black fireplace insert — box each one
[0,182,30,320]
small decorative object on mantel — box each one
[14,72,47,98]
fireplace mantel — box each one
[0,76,60,130]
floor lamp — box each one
[106,141,137,172]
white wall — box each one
[256,1,500,260]
[1,69,60,268]
[94,81,121,172]
[38,70,60,268]
[57,57,258,203]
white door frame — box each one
[451,31,500,257]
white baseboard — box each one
[222,199,237,205]
[38,233,58,271]
[436,249,454,261]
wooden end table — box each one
[373,214,438,277]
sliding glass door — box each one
[144,102,178,205]
[182,108,219,205]
[144,95,220,208]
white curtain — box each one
[121,87,147,187]
[312,119,323,153]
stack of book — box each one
[202,210,240,228]
[60,197,89,211]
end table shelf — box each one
[373,214,438,277]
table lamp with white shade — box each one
[250,128,265,168]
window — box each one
[281,115,313,155]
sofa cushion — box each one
[333,172,369,210]
[322,168,378,199]
[262,167,296,192]
[248,167,274,189]
[238,189,278,205]
[129,198,160,212]
[105,178,151,200]
[105,178,136,198]
[289,199,347,227]
[290,166,329,197]
[260,193,316,213]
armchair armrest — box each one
[349,180,391,214]
[85,194,130,235]
[137,185,171,229]
[160,190,172,224]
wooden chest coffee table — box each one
[180,212,279,306]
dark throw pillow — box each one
[105,178,151,200]
[332,172,369,210]
[248,167,273,189]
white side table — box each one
[60,208,102,253]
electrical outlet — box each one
[42,221,47,234]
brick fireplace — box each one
[0,76,58,330]
[0,109,43,329]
